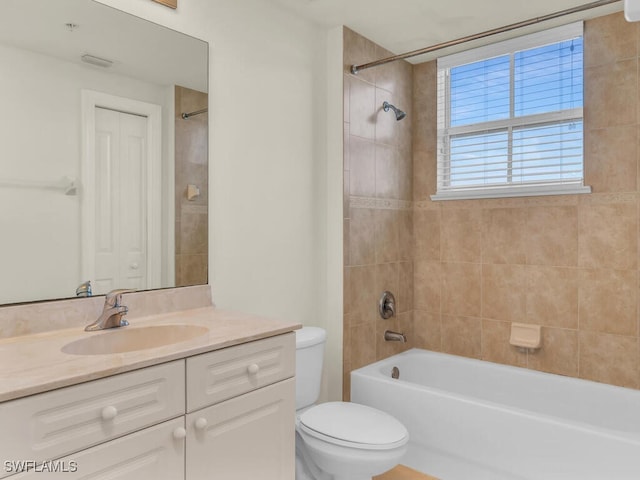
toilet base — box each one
[295,428,407,480]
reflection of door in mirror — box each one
[175,86,208,287]
[93,108,148,294]
[81,90,163,297]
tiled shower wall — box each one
[343,28,414,400]
[412,12,640,389]
[344,12,640,397]
[175,86,208,287]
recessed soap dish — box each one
[509,323,541,352]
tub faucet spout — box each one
[384,330,407,343]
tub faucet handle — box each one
[379,291,396,319]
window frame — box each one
[432,22,591,201]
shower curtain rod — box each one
[181,108,208,119]
[350,0,621,74]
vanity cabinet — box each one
[185,333,295,480]
[0,333,295,480]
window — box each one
[433,22,590,200]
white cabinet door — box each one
[186,378,295,480]
[8,417,185,480]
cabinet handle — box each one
[173,427,187,440]
[195,417,208,430]
[247,363,260,375]
[101,405,118,421]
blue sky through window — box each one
[446,37,583,188]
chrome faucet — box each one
[384,330,407,343]
[76,280,92,297]
[85,289,136,331]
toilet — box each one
[295,326,409,480]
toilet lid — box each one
[299,402,408,446]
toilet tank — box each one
[295,327,327,410]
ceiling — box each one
[0,0,208,92]
[271,0,623,63]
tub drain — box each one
[391,366,400,379]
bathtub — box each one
[350,349,640,480]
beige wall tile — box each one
[441,262,481,317]
[343,27,377,84]
[343,169,350,219]
[482,319,527,367]
[398,261,414,313]
[349,208,376,265]
[481,208,527,264]
[414,309,441,351]
[584,59,637,130]
[526,206,578,267]
[413,148,437,201]
[584,13,637,68]
[375,144,400,199]
[344,218,350,268]
[344,268,352,315]
[349,77,376,139]
[349,265,379,319]
[579,268,638,336]
[442,315,482,359]
[342,361,351,402]
[526,266,579,329]
[578,201,637,270]
[343,13,640,395]
[349,136,376,197]
[350,323,377,370]
[343,122,350,170]
[398,210,413,262]
[376,262,399,299]
[414,260,441,312]
[375,209,400,263]
[441,209,482,262]
[343,28,415,397]
[414,208,441,261]
[343,78,350,127]
[528,327,579,377]
[585,126,638,193]
[579,331,639,388]
[482,264,527,322]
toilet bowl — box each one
[295,327,408,480]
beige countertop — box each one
[0,306,300,403]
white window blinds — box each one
[433,22,590,200]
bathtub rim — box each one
[350,348,640,445]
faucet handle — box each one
[104,289,137,307]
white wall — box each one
[95,0,343,400]
[0,43,172,304]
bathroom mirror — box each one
[0,0,209,305]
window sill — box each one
[431,184,592,201]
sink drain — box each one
[391,366,400,379]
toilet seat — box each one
[298,402,408,451]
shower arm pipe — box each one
[181,108,208,119]
[350,0,621,74]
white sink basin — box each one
[62,324,209,355]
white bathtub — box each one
[351,349,640,480]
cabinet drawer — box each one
[8,417,185,480]
[0,360,184,477]
[186,333,294,412]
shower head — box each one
[382,101,406,121]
